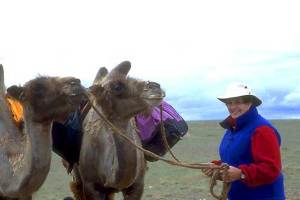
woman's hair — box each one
[242,96,254,104]
[225,96,254,104]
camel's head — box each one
[7,76,85,123]
[90,61,165,120]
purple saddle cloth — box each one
[135,101,187,142]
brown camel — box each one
[0,64,84,200]
[72,61,165,200]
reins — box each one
[157,104,230,200]
[82,91,231,200]
[158,104,180,162]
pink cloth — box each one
[135,101,184,141]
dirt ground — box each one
[35,120,300,200]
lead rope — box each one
[158,104,231,199]
[210,164,231,200]
[159,104,180,162]
[83,91,231,200]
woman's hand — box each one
[201,163,218,177]
[222,166,242,182]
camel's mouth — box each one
[142,87,165,107]
[142,91,165,100]
[66,88,84,98]
[63,83,86,108]
[142,81,165,101]
[62,81,85,97]
[70,91,84,97]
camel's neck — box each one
[0,104,52,197]
[86,106,143,188]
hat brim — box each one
[217,95,262,106]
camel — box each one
[0,64,84,199]
[73,61,165,200]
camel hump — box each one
[93,67,108,85]
[0,64,5,95]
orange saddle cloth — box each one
[6,96,24,127]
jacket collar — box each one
[220,106,258,131]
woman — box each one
[203,83,285,200]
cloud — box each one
[281,87,300,107]
[162,51,300,120]
[1,0,300,120]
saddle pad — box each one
[6,96,24,127]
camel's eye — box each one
[110,81,126,96]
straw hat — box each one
[217,83,262,106]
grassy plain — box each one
[35,120,300,200]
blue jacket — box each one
[219,106,285,200]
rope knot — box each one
[209,163,231,200]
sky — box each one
[0,0,300,120]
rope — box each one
[157,105,231,199]
[83,91,231,200]
[159,104,180,162]
[210,164,231,200]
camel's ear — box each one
[0,64,5,95]
[110,61,131,76]
[93,67,108,85]
[7,85,25,101]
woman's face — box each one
[225,97,252,119]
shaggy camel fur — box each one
[0,64,84,200]
[70,61,165,200]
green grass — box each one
[35,120,300,200]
